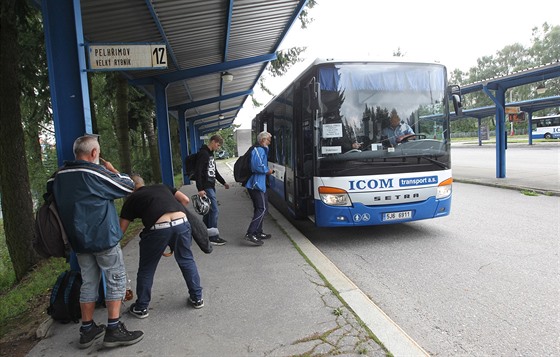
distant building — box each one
[234,129,252,157]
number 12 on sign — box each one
[151,45,167,67]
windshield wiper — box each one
[420,156,448,169]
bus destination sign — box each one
[88,43,167,70]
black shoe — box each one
[79,322,106,349]
[188,297,204,309]
[129,303,149,319]
[256,232,272,239]
[244,233,264,246]
[209,236,227,246]
[103,321,144,348]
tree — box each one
[128,86,160,182]
[450,23,560,135]
[115,74,132,174]
[253,0,317,107]
[528,23,560,101]
[0,0,39,281]
[19,7,54,200]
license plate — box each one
[383,210,412,221]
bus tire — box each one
[544,133,552,139]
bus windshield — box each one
[317,62,449,172]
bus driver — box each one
[381,109,415,147]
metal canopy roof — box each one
[80,0,308,131]
[460,60,560,94]
[454,96,560,120]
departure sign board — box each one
[88,43,167,70]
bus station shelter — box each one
[37,0,559,183]
[455,61,560,178]
[38,0,308,186]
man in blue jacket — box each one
[243,131,274,246]
[49,135,143,349]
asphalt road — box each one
[300,183,559,356]
[289,144,560,356]
[451,142,559,194]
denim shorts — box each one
[76,244,127,303]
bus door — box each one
[292,76,318,219]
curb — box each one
[454,178,560,197]
[267,204,429,357]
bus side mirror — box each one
[452,94,462,116]
[448,84,462,116]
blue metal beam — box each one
[200,123,235,135]
[154,81,174,187]
[187,106,241,122]
[461,61,560,95]
[170,89,253,112]
[177,111,191,185]
[144,0,180,70]
[188,120,198,158]
[130,53,277,85]
[452,96,560,120]
[482,85,507,178]
[223,0,233,62]
[196,117,234,128]
[42,0,91,165]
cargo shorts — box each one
[76,244,127,303]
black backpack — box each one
[184,152,199,179]
[33,194,71,259]
[47,270,82,323]
[233,145,255,185]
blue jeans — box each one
[246,188,268,235]
[135,221,202,309]
[203,188,219,230]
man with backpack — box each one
[243,131,274,246]
[193,134,230,245]
[48,135,144,349]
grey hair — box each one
[73,135,99,158]
[257,131,271,143]
[130,174,145,187]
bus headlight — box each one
[436,178,453,199]
[318,186,351,206]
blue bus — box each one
[252,59,461,227]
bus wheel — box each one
[544,133,552,139]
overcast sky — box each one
[234,0,559,128]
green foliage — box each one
[205,126,238,159]
[0,220,16,293]
[268,47,307,78]
[0,214,142,336]
[393,47,405,57]
[17,6,54,207]
[297,0,316,29]
[453,23,559,118]
[0,257,67,330]
[521,190,539,196]
[257,44,309,106]
[333,307,343,316]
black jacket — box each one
[193,145,226,191]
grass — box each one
[0,216,143,339]
[521,190,539,196]
[0,177,171,335]
[451,135,556,144]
